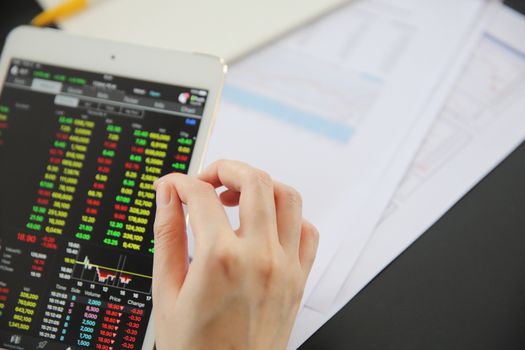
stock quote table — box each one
[1,1,525,350]
[0,32,206,350]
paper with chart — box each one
[205,0,485,302]
[289,3,525,348]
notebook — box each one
[37,0,350,62]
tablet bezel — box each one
[0,26,227,350]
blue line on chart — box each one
[223,85,353,142]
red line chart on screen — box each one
[70,246,152,295]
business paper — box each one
[205,0,485,304]
[289,3,525,348]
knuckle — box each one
[245,169,273,188]
[304,221,320,242]
[153,222,184,253]
[167,172,185,182]
[256,170,273,187]
[160,172,185,189]
[214,158,238,173]
[254,253,280,283]
[200,181,216,193]
[215,158,230,167]
[153,220,172,240]
[210,159,225,172]
[156,172,177,187]
[209,242,241,279]
[280,185,303,208]
[191,180,215,195]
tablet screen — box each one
[0,58,208,349]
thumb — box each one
[152,181,189,303]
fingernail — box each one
[156,182,172,207]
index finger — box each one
[156,173,233,251]
[199,160,278,240]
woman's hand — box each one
[152,160,319,350]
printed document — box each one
[289,3,525,348]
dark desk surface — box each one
[302,140,525,350]
[1,2,524,349]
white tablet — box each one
[0,26,226,350]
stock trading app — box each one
[0,59,208,349]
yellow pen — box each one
[31,0,102,27]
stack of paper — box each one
[37,0,525,348]
[290,2,525,347]
[315,1,525,305]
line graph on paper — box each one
[71,247,152,294]
[383,31,525,217]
